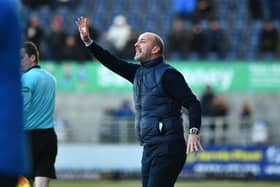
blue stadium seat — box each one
[188,52,200,61]
[38,6,52,29]
[226,51,238,60]
[22,0,271,61]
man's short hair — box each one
[24,41,39,63]
[152,35,164,55]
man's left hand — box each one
[186,134,203,154]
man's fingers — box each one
[76,16,85,27]
[77,16,83,23]
[76,17,88,36]
[198,142,204,151]
[187,135,204,154]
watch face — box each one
[190,128,199,134]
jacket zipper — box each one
[138,68,144,139]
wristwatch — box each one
[189,128,199,135]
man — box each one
[76,16,203,187]
[21,42,57,187]
[0,1,25,186]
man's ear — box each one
[30,54,37,63]
[151,45,160,54]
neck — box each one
[24,64,40,73]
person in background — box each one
[114,100,134,117]
[258,20,279,60]
[61,34,88,62]
[194,0,215,21]
[25,15,44,51]
[105,14,132,56]
[45,15,66,62]
[166,17,189,60]
[188,21,206,59]
[200,85,215,116]
[205,19,227,59]
[239,101,253,145]
[21,41,57,187]
[77,16,203,187]
[248,0,263,21]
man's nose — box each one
[134,42,139,47]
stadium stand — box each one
[22,0,280,60]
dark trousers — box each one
[141,140,186,187]
[0,174,18,187]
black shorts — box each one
[26,128,57,179]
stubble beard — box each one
[134,51,142,61]
[135,49,149,63]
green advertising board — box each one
[42,62,280,93]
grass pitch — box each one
[50,180,280,187]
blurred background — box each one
[19,0,280,185]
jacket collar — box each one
[141,56,163,68]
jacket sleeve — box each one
[87,42,140,83]
[162,69,202,130]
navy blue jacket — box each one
[87,42,201,145]
[134,59,185,145]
